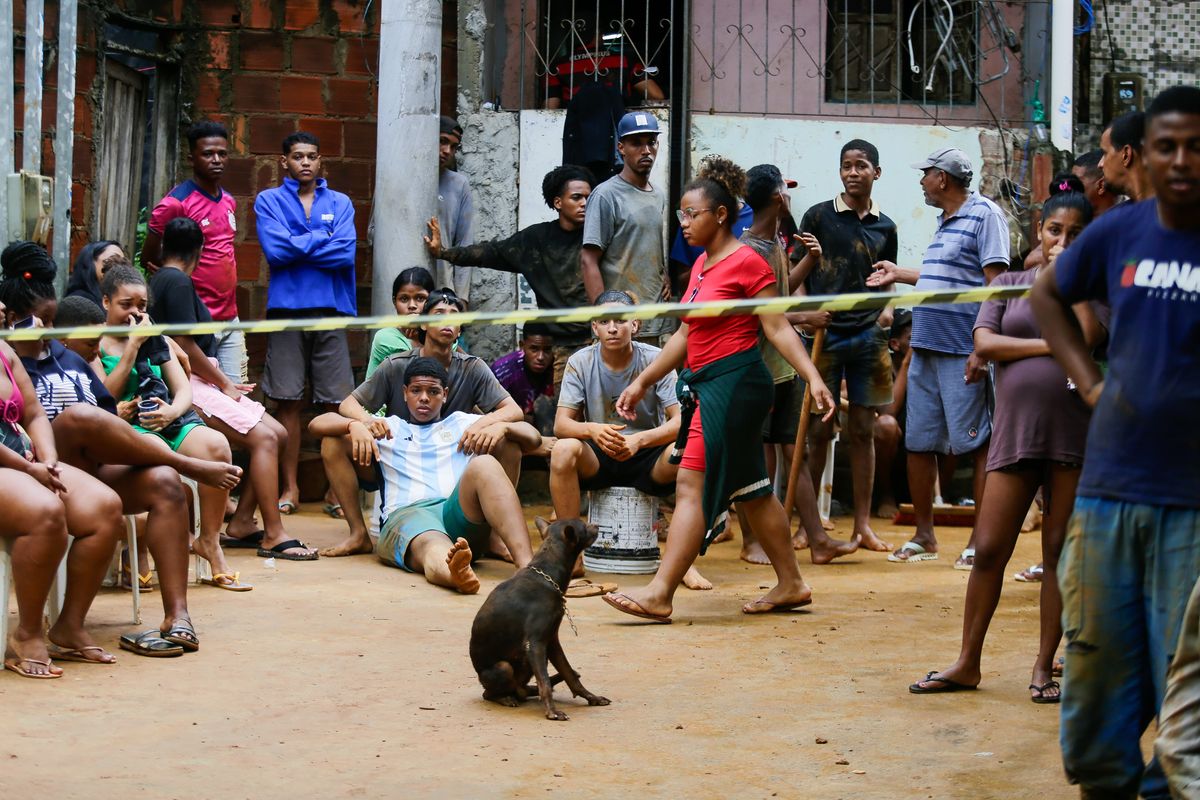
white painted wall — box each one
[690,116,989,265]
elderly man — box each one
[866,147,1010,567]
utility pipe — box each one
[22,0,43,172]
[51,0,77,291]
[1050,0,1074,151]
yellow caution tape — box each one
[0,285,1030,342]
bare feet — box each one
[7,632,62,677]
[1021,502,1042,533]
[740,540,770,565]
[875,499,899,520]
[711,527,734,544]
[319,533,375,558]
[853,526,894,552]
[681,565,712,590]
[487,531,514,563]
[792,530,809,551]
[446,538,480,594]
[181,459,243,491]
[821,517,835,531]
[530,436,557,459]
[808,534,859,565]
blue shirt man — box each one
[254,131,358,512]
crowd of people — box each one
[1,83,1197,798]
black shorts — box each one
[761,377,802,444]
[579,441,675,497]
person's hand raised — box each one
[423,216,443,258]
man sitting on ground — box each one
[491,322,556,434]
[310,358,537,593]
[318,289,524,557]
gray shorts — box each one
[905,348,990,455]
[262,327,355,403]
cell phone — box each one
[13,316,36,329]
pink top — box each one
[149,180,239,321]
[0,347,25,426]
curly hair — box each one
[0,240,58,317]
[695,155,747,201]
[541,165,596,209]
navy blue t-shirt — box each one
[1054,199,1200,508]
[19,339,117,421]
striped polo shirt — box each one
[911,192,1010,355]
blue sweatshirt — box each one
[254,177,357,316]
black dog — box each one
[469,518,611,720]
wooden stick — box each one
[782,329,826,523]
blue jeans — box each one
[1059,496,1200,798]
[212,322,247,385]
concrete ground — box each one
[2,505,1107,798]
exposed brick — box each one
[351,200,373,239]
[73,96,93,137]
[199,0,241,27]
[70,182,87,222]
[75,53,97,92]
[326,78,372,116]
[246,0,275,29]
[222,157,256,196]
[237,284,269,322]
[291,37,338,74]
[239,31,286,71]
[334,0,371,33]
[71,139,94,181]
[298,118,342,156]
[343,120,376,158]
[208,32,232,69]
[226,114,249,155]
[249,116,297,154]
[326,162,373,200]
[195,74,223,112]
[255,162,279,193]
[284,3,321,31]
[232,75,279,111]
[279,76,326,114]
[235,241,263,282]
[343,37,379,76]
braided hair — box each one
[0,240,58,318]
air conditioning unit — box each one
[6,171,55,245]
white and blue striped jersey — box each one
[376,411,480,518]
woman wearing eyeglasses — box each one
[603,156,836,623]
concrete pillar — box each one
[372,0,442,315]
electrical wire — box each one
[1075,0,1094,35]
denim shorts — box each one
[1059,496,1200,798]
[212,322,247,385]
[905,348,990,455]
[809,325,893,410]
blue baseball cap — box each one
[617,112,661,140]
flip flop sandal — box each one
[1014,564,1044,582]
[601,592,672,624]
[161,620,200,652]
[3,657,62,679]
[742,597,813,614]
[277,501,297,515]
[118,549,156,592]
[566,580,604,598]
[200,572,253,591]
[219,530,265,549]
[1030,680,1062,704]
[257,539,319,561]
[119,630,184,658]
[909,670,978,694]
[954,548,976,571]
[1052,656,1065,677]
[47,645,116,664]
[323,503,345,520]
[888,541,939,563]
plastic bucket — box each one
[583,486,660,574]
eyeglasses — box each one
[675,207,715,223]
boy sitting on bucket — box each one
[309,357,539,593]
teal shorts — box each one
[376,484,491,571]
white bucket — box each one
[583,486,660,574]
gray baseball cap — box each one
[911,147,974,181]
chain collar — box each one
[528,565,577,637]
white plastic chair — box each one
[179,476,212,584]
[0,539,12,650]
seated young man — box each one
[874,308,911,519]
[550,290,680,520]
[490,322,555,434]
[319,289,525,557]
[310,358,536,593]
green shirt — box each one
[367,329,413,378]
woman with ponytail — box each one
[909,182,1108,702]
[603,156,837,622]
[0,241,126,673]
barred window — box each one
[825,0,981,105]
